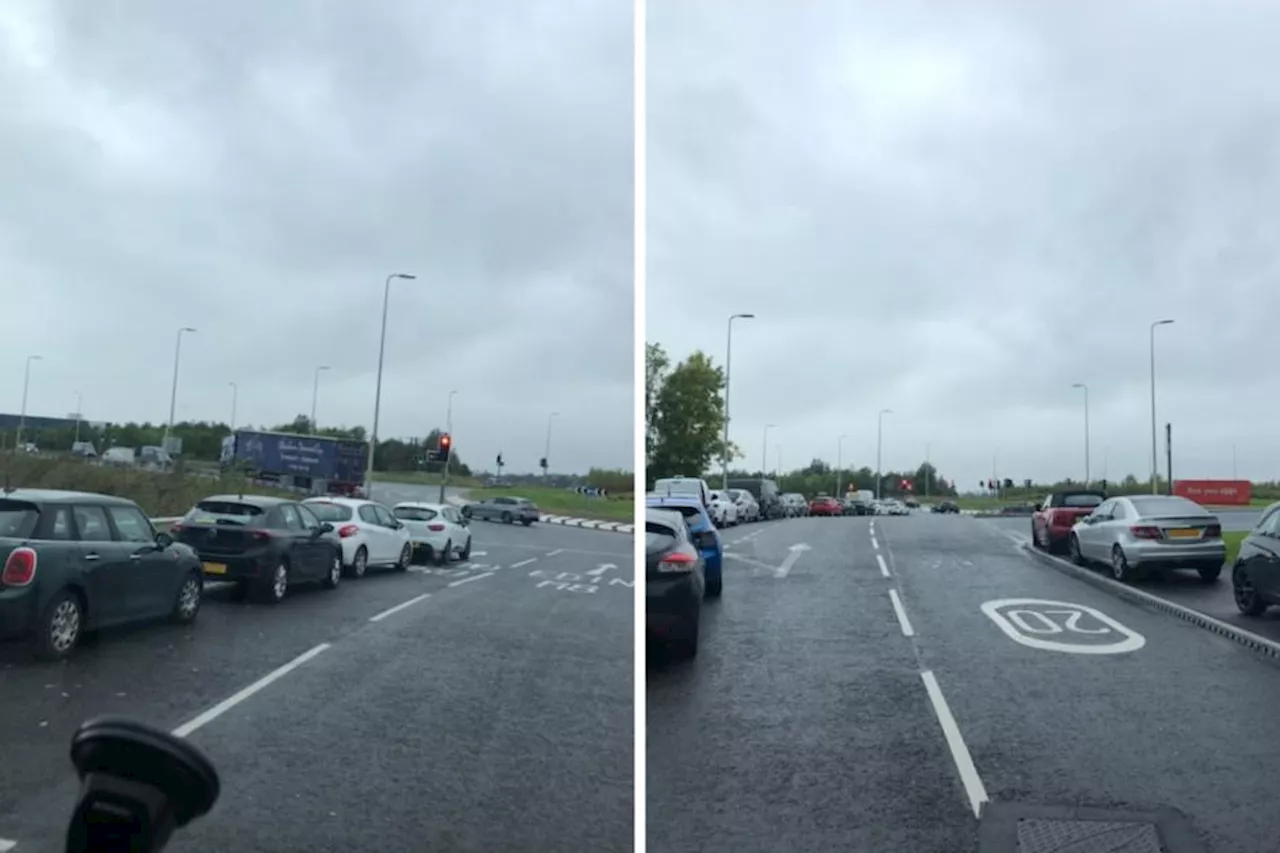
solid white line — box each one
[547,549,565,556]
[510,557,538,568]
[368,593,432,623]
[877,554,890,577]
[921,670,989,818]
[888,589,914,637]
[449,571,495,587]
[172,643,331,738]
[470,550,488,557]
[0,839,16,852]
[871,537,880,550]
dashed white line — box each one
[449,571,495,587]
[470,551,488,557]
[510,557,538,568]
[921,670,989,818]
[888,589,915,637]
[871,537,880,551]
[368,593,433,623]
[547,549,565,556]
[876,554,890,578]
[171,643,331,738]
[0,838,16,852]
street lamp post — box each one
[761,423,775,475]
[836,434,850,496]
[721,312,755,489]
[228,382,238,432]
[163,327,196,449]
[1149,319,1175,494]
[544,411,559,479]
[1071,382,1090,485]
[367,272,417,495]
[74,390,83,444]
[925,441,932,498]
[311,366,330,434]
[875,409,893,500]
[439,390,458,502]
[775,444,782,478]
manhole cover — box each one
[1017,818,1162,853]
[978,803,1205,853]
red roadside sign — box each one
[1172,479,1252,506]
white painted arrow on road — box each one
[586,563,617,577]
[775,543,811,578]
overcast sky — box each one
[648,0,1280,490]
[0,0,631,475]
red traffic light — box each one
[440,433,451,450]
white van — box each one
[652,476,711,508]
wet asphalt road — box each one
[0,520,633,853]
[648,512,1280,853]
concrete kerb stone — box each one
[1020,543,1280,660]
[442,496,633,536]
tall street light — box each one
[875,408,893,500]
[367,272,417,493]
[1071,382,1090,485]
[721,312,755,489]
[925,441,932,498]
[761,423,775,475]
[544,411,559,479]
[74,390,83,444]
[836,434,850,496]
[1149,319,1174,494]
[311,365,330,433]
[17,355,41,448]
[163,327,196,449]
[439,389,458,502]
[775,444,782,477]
[228,382,238,432]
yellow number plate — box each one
[1168,528,1200,539]
[202,562,228,575]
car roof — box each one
[646,494,703,508]
[393,501,448,511]
[304,497,374,507]
[646,507,686,527]
[0,488,137,506]
[198,494,290,508]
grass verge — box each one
[1223,530,1248,566]
[371,471,484,488]
[0,455,297,519]
[467,486,634,523]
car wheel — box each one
[521,518,533,526]
[1068,534,1085,565]
[172,573,203,624]
[395,543,411,572]
[1110,545,1133,582]
[436,540,451,567]
[1031,521,1043,549]
[502,511,513,524]
[1233,567,1268,615]
[32,589,84,660]
[1197,564,1222,583]
[322,551,342,589]
[350,546,368,579]
[259,561,289,604]
[459,536,472,561]
[705,574,722,598]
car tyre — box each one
[502,511,513,524]
[32,589,84,661]
[1233,567,1268,615]
[259,561,289,604]
[1068,534,1085,565]
[322,550,342,589]
[436,540,451,567]
[521,518,533,526]
[1197,564,1222,583]
[705,574,722,598]
[1031,521,1043,550]
[171,573,203,624]
[349,546,368,579]
[459,536,472,561]
[395,543,411,572]
[1110,545,1134,582]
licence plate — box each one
[1167,528,1200,539]
[202,562,227,575]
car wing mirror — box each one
[154,532,174,549]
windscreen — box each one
[0,501,39,538]
[394,506,438,521]
[1060,493,1104,508]
[307,502,354,522]
[187,501,266,526]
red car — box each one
[1031,490,1107,552]
[808,496,842,517]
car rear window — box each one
[661,505,702,520]
[306,502,354,522]
[0,501,39,539]
[394,506,438,521]
[1060,493,1104,508]
[1129,496,1205,516]
[186,501,265,526]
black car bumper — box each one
[646,574,701,640]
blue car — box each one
[645,495,723,597]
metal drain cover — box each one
[978,804,1206,853]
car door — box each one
[105,504,173,618]
[357,503,391,564]
[1077,499,1115,559]
[1244,509,1280,601]
[443,507,466,548]
[278,504,319,579]
[373,504,407,558]
[70,504,134,627]
[296,504,332,578]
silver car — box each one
[1066,494,1225,582]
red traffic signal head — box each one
[440,433,451,450]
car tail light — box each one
[657,552,696,572]
[427,523,445,532]
[1130,525,1161,539]
[2,548,37,586]
[250,530,272,542]
[1205,524,1222,538]
[338,524,359,538]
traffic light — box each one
[539,457,548,470]
[900,477,912,491]
[496,452,504,468]
[439,433,451,454]
[1003,478,1013,490]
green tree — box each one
[645,342,669,465]
[647,347,737,483]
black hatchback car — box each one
[1231,501,1280,616]
[171,495,342,604]
[0,489,204,660]
[645,507,706,661]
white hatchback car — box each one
[392,502,473,565]
[707,490,739,527]
[302,497,412,577]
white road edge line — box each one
[920,670,989,818]
[888,589,914,637]
[547,549,565,556]
[369,593,433,623]
[0,839,16,852]
[449,571,495,587]
[877,553,890,578]
[871,537,880,551]
[171,643,331,738]
[510,557,538,568]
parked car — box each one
[931,500,961,514]
[809,496,843,517]
[645,507,706,661]
[392,501,473,565]
[849,490,875,516]
[781,493,808,517]
[1230,501,1280,616]
[652,476,712,509]
[645,494,723,597]
[707,490,739,527]
[1031,490,1106,552]
[1066,494,1225,583]
[0,489,204,660]
[725,488,760,523]
[172,495,345,603]
[728,478,785,520]
[302,497,412,577]
[462,496,540,526]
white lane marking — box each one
[871,537,880,551]
[877,554,890,577]
[774,543,811,578]
[980,599,1146,655]
[921,670,989,818]
[547,549,565,556]
[0,839,16,851]
[172,643,331,738]
[369,593,433,623]
[449,571,495,587]
[888,589,915,637]
[586,563,617,576]
[470,551,488,557]
[510,557,538,568]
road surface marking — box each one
[449,571,495,587]
[586,563,617,576]
[871,537,879,550]
[547,549,565,556]
[888,589,915,637]
[0,838,16,851]
[369,593,433,623]
[980,599,1145,655]
[172,643,331,738]
[876,554,890,577]
[774,543,811,578]
[470,550,487,557]
[510,557,538,568]
[920,670,989,818]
